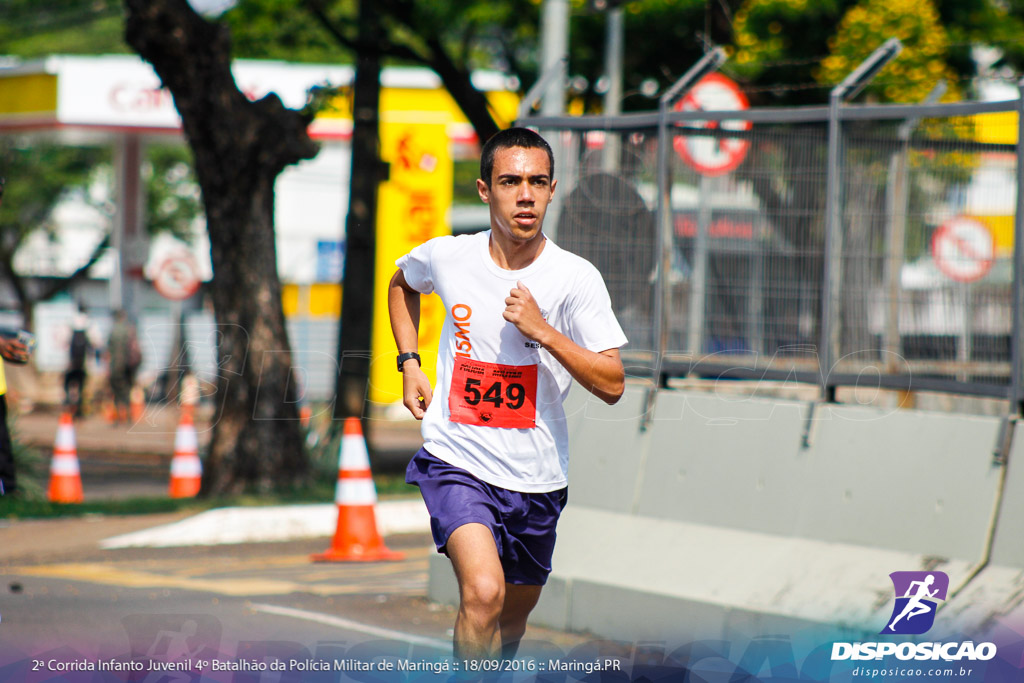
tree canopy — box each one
[0,1,129,57]
[731,0,1024,105]
[6,0,1024,118]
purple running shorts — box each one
[405,447,568,586]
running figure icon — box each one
[886,574,939,632]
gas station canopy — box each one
[0,54,518,143]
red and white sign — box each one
[153,252,202,301]
[931,216,995,283]
[673,73,751,176]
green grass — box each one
[0,495,207,520]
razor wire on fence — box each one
[526,91,1024,409]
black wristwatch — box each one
[397,351,421,372]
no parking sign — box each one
[153,252,202,301]
[673,73,751,176]
[931,216,994,283]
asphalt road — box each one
[1,518,599,682]
[2,407,618,681]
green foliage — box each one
[143,144,203,244]
[0,7,202,270]
[732,0,844,101]
[223,0,543,73]
[0,139,110,248]
[817,0,959,103]
[0,140,200,252]
[0,1,128,57]
[571,0,710,112]
[225,0,355,63]
[732,0,1024,105]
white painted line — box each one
[250,603,450,652]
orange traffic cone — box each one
[130,385,145,423]
[168,411,201,498]
[48,412,83,503]
[102,399,117,424]
[179,373,199,421]
[312,418,404,562]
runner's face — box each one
[477,146,556,244]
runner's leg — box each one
[500,584,542,659]
[447,522,506,660]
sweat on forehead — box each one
[480,127,554,186]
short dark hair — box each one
[479,127,554,187]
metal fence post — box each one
[643,47,726,428]
[1011,76,1024,414]
[883,82,946,378]
[820,38,902,402]
[820,90,843,402]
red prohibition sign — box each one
[931,216,995,283]
[154,253,202,301]
[673,72,752,177]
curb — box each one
[100,499,430,549]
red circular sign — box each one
[153,253,202,300]
[931,216,995,283]
[673,73,751,176]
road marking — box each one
[9,563,425,597]
[168,548,430,578]
[250,603,450,652]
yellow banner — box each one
[369,122,452,405]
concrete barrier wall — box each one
[428,383,1021,642]
[642,392,1004,560]
[991,421,1024,568]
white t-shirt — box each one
[397,230,627,493]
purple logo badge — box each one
[881,571,949,635]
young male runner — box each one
[388,127,627,661]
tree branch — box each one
[38,232,111,301]
[303,0,359,53]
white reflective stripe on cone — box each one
[50,454,80,475]
[339,435,371,470]
[335,479,377,505]
[170,457,202,477]
[174,431,198,452]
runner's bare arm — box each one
[388,269,433,419]
[504,281,625,405]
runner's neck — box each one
[488,232,546,271]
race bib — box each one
[448,357,538,428]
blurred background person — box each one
[106,309,142,425]
[63,303,101,417]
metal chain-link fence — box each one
[527,94,1024,407]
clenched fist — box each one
[503,281,551,346]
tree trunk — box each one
[124,0,318,493]
[334,0,382,419]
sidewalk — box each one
[12,402,423,466]
[1,500,430,565]
[14,403,199,459]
